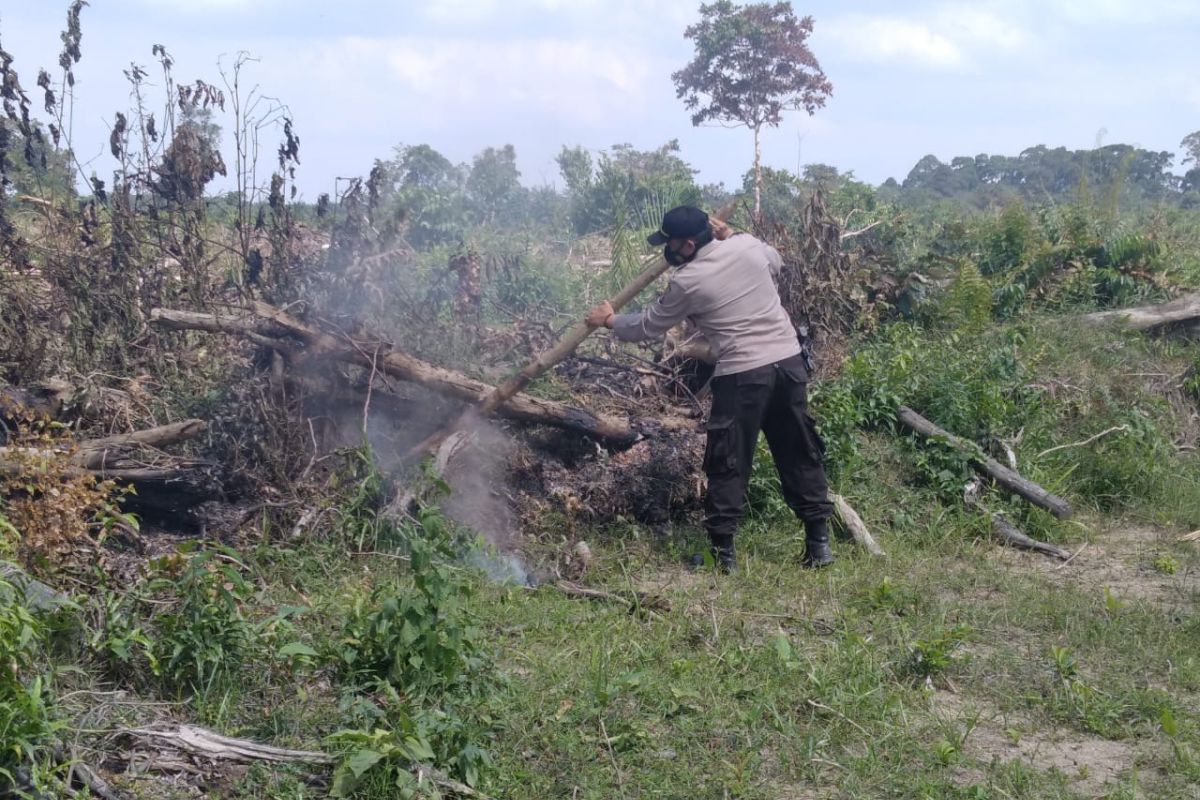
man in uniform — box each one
[585,205,834,572]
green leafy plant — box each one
[853,576,920,616]
[148,544,257,693]
[932,738,960,766]
[332,502,496,794]
[1046,645,1129,737]
[338,511,486,697]
[328,711,438,799]
[0,575,64,794]
[1153,554,1181,575]
[87,584,159,683]
[903,624,972,681]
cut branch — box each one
[1035,426,1128,459]
[986,510,1071,559]
[840,220,883,241]
[124,724,331,764]
[963,479,1072,559]
[897,406,1072,519]
[121,725,489,798]
[536,579,670,614]
[831,493,884,556]
[150,304,689,448]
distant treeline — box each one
[887,143,1200,209]
[5,110,1199,251]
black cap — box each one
[647,205,709,246]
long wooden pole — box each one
[408,201,739,460]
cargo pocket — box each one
[734,367,772,411]
[794,408,826,463]
[776,356,809,384]
[804,412,827,457]
[703,416,739,477]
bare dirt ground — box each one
[931,690,1156,798]
[989,523,1199,609]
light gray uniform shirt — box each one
[610,234,801,377]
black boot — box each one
[688,534,736,573]
[692,533,736,574]
[711,533,736,573]
[802,519,834,568]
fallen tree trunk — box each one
[1,457,222,530]
[897,406,1073,519]
[0,457,216,487]
[0,379,73,426]
[78,419,207,469]
[1,420,207,470]
[85,420,207,450]
[151,304,691,447]
[1080,291,1200,332]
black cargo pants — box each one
[703,353,833,539]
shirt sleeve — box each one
[609,279,691,342]
[762,242,783,279]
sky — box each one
[2,0,1198,201]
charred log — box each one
[0,457,222,531]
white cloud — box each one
[420,0,693,26]
[822,5,1035,69]
[823,15,963,68]
[1041,0,1200,24]
[124,0,262,8]
[932,6,1028,50]
[290,35,660,130]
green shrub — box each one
[813,322,1041,486]
[330,501,496,796]
[0,574,63,794]
[148,544,257,693]
[87,584,159,684]
[337,509,487,697]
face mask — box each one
[663,227,713,265]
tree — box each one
[1181,131,1200,199]
[555,145,593,195]
[372,143,468,249]
[673,1,832,220]
[739,164,800,228]
[1181,130,1200,167]
[466,144,522,226]
[556,141,700,235]
[0,119,74,200]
